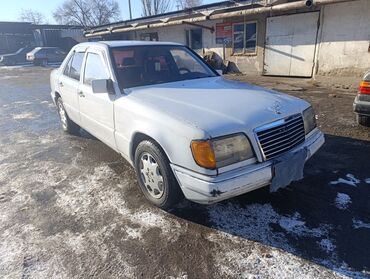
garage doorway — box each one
[263,12,320,77]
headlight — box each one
[191,134,254,169]
[303,106,317,135]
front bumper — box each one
[353,96,370,116]
[171,130,325,204]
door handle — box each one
[59,81,64,87]
[78,91,85,98]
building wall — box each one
[133,16,266,76]
[133,20,224,58]
[315,0,370,77]
[224,13,266,75]
[106,0,369,78]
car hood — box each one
[126,77,310,137]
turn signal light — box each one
[359,81,370,95]
[191,140,216,169]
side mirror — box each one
[91,79,115,95]
[216,69,223,76]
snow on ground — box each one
[207,231,347,279]
[335,193,352,210]
[0,75,19,80]
[318,239,336,253]
[207,202,368,278]
[208,203,329,247]
[353,219,370,229]
[279,212,328,238]
[54,164,183,242]
[12,112,38,120]
[330,174,361,187]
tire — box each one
[41,59,48,67]
[134,140,182,209]
[56,97,80,135]
[6,60,16,66]
[356,114,370,127]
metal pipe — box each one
[128,0,132,20]
[85,0,357,37]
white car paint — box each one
[50,41,325,204]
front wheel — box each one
[134,140,182,209]
[56,97,80,134]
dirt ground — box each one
[0,66,369,279]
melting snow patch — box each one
[208,203,287,247]
[208,203,329,249]
[334,193,351,210]
[128,210,182,241]
[353,219,370,229]
[12,112,38,120]
[318,239,336,253]
[279,212,327,238]
[0,75,18,80]
[330,174,360,187]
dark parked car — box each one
[0,46,34,66]
[27,47,67,66]
[353,70,370,126]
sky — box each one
[0,0,224,24]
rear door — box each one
[58,51,85,124]
[78,49,116,149]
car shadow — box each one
[170,134,370,278]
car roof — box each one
[76,40,183,49]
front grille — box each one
[255,114,305,161]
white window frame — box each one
[232,21,258,56]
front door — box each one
[78,50,116,149]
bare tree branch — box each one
[141,0,172,16]
[176,0,203,10]
[19,9,46,24]
[53,0,121,28]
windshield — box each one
[110,45,217,89]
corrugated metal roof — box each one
[86,0,263,34]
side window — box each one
[171,49,204,73]
[69,52,85,81]
[63,55,73,76]
[185,29,203,50]
[84,53,109,86]
[232,22,257,54]
[233,23,245,54]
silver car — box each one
[50,41,325,209]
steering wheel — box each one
[178,67,191,74]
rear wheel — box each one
[56,97,80,134]
[134,140,182,209]
[356,114,370,127]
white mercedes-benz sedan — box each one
[50,41,325,209]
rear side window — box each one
[84,53,109,85]
[69,52,85,81]
[63,56,73,76]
